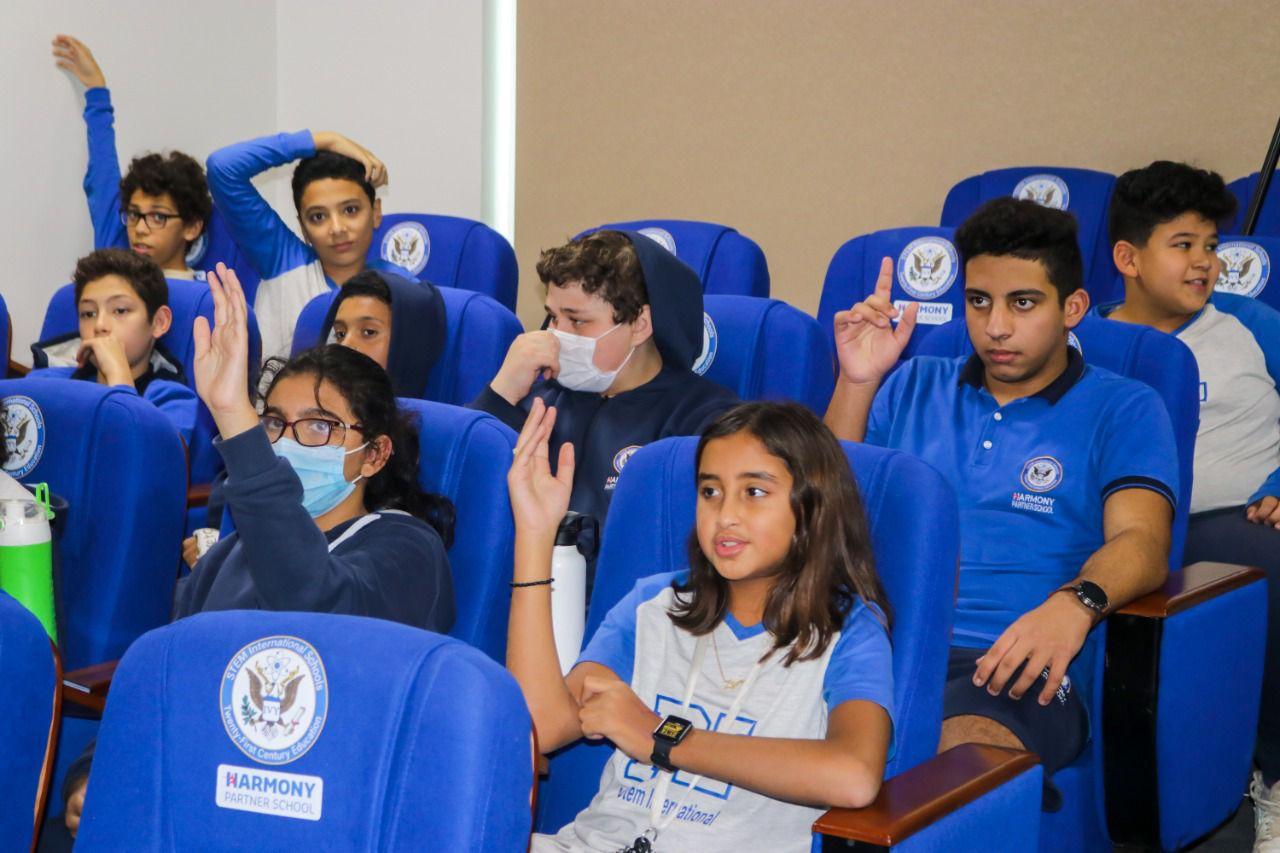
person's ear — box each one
[360,434,393,479]
[628,305,654,347]
[151,304,173,339]
[371,198,382,231]
[1063,288,1090,330]
[182,218,204,244]
[1113,240,1140,279]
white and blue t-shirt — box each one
[535,571,894,853]
[865,349,1178,685]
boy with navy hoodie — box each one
[52,35,211,279]
[472,230,738,573]
[1101,160,1280,843]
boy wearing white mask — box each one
[473,230,737,586]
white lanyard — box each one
[642,632,767,846]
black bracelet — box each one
[510,578,554,588]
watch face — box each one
[1079,581,1108,610]
[654,715,693,743]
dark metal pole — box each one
[1242,114,1280,236]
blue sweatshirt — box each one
[26,342,196,447]
[471,231,738,532]
[172,426,454,631]
[316,271,446,399]
[206,130,399,363]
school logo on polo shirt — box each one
[221,635,328,766]
[1215,241,1270,298]
[1011,456,1063,514]
[1013,174,1070,210]
[381,222,431,276]
[637,227,677,256]
[692,312,718,375]
[1,396,45,479]
[605,445,643,492]
[896,238,959,311]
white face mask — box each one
[551,324,635,393]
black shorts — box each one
[943,646,1089,809]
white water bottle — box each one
[550,512,598,675]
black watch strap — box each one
[651,739,677,772]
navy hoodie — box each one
[472,230,738,531]
[317,271,447,399]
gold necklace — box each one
[710,630,745,691]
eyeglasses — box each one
[260,415,364,447]
[120,209,182,229]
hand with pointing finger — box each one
[833,257,919,386]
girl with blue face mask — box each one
[172,262,456,631]
[60,264,458,837]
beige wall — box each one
[516,0,1280,326]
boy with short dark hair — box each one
[826,198,1177,804]
[31,249,196,444]
[52,35,211,278]
[207,128,396,362]
[1102,160,1280,840]
[472,230,738,572]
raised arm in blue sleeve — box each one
[81,87,126,249]
[205,130,317,281]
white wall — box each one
[2,0,493,364]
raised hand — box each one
[508,398,575,542]
[833,257,919,385]
[313,131,388,188]
[52,35,106,89]
[193,264,258,437]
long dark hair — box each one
[261,345,455,547]
[669,402,889,665]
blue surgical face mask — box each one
[273,438,369,517]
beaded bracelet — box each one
[510,578,554,588]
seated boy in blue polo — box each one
[825,197,1177,801]
[207,127,398,362]
[52,35,211,280]
[31,249,196,445]
[1101,160,1280,841]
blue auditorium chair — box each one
[535,437,1044,850]
[368,213,518,311]
[580,219,770,297]
[35,278,263,495]
[940,167,1119,302]
[401,399,516,662]
[292,284,522,405]
[0,291,10,377]
[916,317,1268,851]
[818,227,965,363]
[0,591,59,852]
[697,295,834,412]
[0,379,187,813]
[1215,235,1280,313]
[75,610,532,850]
[1226,172,1280,237]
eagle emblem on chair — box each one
[381,222,431,275]
[239,653,307,741]
[1216,242,1270,298]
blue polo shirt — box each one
[865,348,1178,683]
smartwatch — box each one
[651,714,694,772]
[1063,580,1109,622]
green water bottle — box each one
[0,482,56,641]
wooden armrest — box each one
[187,483,213,508]
[812,744,1038,846]
[1116,561,1265,619]
[8,359,28,378]
[536,754,550,777]
[62,660,119,713]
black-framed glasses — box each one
[120,209,182,229]
[260,415,364,447]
